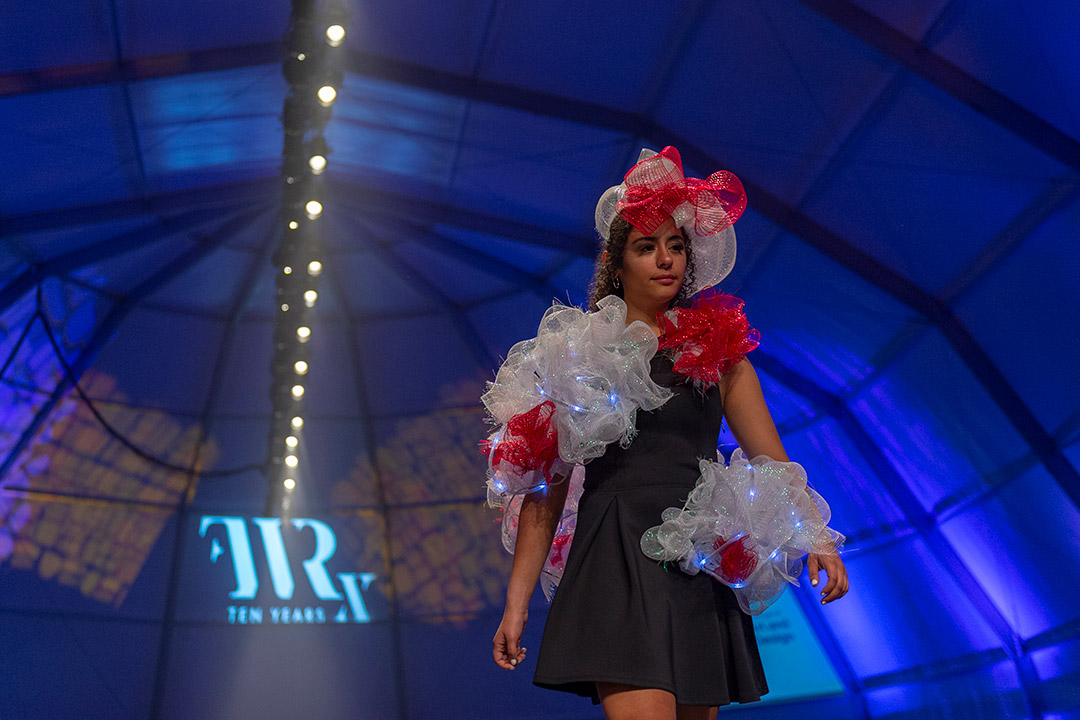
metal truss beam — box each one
[2,177,277,237]
[0,43,280,98]
[796,0,1080,170]
[0,208,265,488]
[0,204,255,314]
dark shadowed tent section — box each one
[1,1,1078,719]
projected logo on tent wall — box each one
[199,516,377,625]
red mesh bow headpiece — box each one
[615,146,747,238]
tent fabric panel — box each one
[742,234,917,394]
[394,237,520,306]
[189,423,267,512]
[120,0,289,58]
[322,240,445,317]
[819,537,1003,677]
[91,306,226,415]
[548,256,599,307]
[348,0,496,76]
[0,613,161,720]
[433,226,574,278]
[0,317,71,463]
[1,1,116,74]
[3,217,151,271]
[372,410,488,507]
[210,319,272,416]
[452,102,629,233]
[937,462,1080,638]
[0,86,140,215]
[862,659,1027,720]
[751,364,821,430]
[953,194,1080,433]
[131,66,285,182]
[388,503,509,622]
[849,328,1029,513]
[159,623,401,720]
[287,417,377,511]
[717,211,784,294]
[466,291,564,375]
[476,1,691,112]
[147,244,259,317]
[846,0,950,38]
[1031,635,1080,706]
[329,74,467,186]
[68,224,218,298]
[0,496,177,618]
[5,365,207,501]
[777,416,908,535]
[802,71,1065,293]
[654,0,889,203]
[356,314,487,418]
[930,0,1080,139]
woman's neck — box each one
[623,296,668,337]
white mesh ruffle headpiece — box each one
[595,146,747,294]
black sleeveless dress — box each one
[532,353,769,706]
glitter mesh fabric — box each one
[491,465,586,602]
[658,289,760,388]
[482,295,672,599]
[481,295,672,466]
[595,147,746,294]
[640,448,844,616]
[479,400,567,495]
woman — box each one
[487,147,848,720]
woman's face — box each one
[618,216,687,307]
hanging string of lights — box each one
[266,0,346,515]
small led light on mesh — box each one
[291,384,305,398]
[288,221,299,229]
[294,360,308,374]
[317,85,337,105]
[284,478,296,490]
[308,155,327,174]
[285,435,298,448]
[307,261,322,276]
[304,290,318,307]
[297,53,306,61]
[296,326,311,340]
[305,200,323,219]
[291,416,304,429]
[325,24,345,46]
[281,303,290,312]
[285,455,298,468]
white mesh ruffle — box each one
[640,448,843,616]
[489,464,586,602]
[481,294,672,466]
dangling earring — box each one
[613,276,621,289]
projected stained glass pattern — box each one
[1,370,216,607]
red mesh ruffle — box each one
[657,289,760,385]
[480,400,562,482]
[616,146,746,238]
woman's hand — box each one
[808,552,849,604]
[493,605,529,670]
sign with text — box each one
[194,515,382,626]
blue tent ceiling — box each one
[1,1,1078,719]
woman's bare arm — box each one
[721,359,849,604]
[493,475,571,669]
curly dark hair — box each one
[586,215,697,311]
